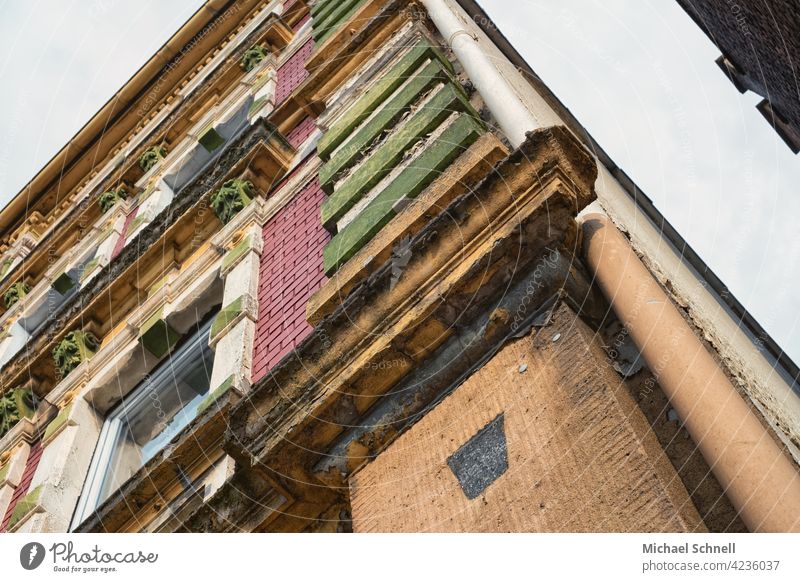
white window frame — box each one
[69,318,215,530]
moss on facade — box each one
[210,296,244,340]
[221,235,252,273]
[139,145,168,173]
[318,42,454,158]
[320,83,474,228]
[3,280,31,308]
[323,114,485,274]
[211,179,254,224]
[241,44,269,72]
[7,485,42,530]
[197,375,235,415]
[52,330,99,378]
[0,387,37,439]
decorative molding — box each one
[211,179,255,225]
[268,0,410,133]
[320,83,475,228]
[214,126,597,531]
[0,415,39,452]
[308,133,507,323]
[3,281,31,309]
[0,120,293,394]
[52,330,99,379]
[98,185,129,214]
[74,389,236,532]
[241,44,270,72]
[322,113,485,274]
[316,35,450,159]
[139,145,168,173]
[0,388,37,440]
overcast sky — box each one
[1,0,798,363]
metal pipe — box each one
[419,0,539,145]
[580,213,800,532]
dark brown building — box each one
[678,0,800,152]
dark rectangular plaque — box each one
[447,413,508,499]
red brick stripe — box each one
[1,440,43,531]
[286,116,317,149]
[252,176,329,382]
[275,39,314,105]
[110,207,139,261]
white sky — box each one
[1,0,798,363]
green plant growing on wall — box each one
[0,388,38,439]
[52,330,100,379]
[3,281,31,308]
[139,145,168,173]
[211,179,254,224]
[241,44,269,72]
[0,259,12,280]
[99,185,129,213]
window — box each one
[70,317,215,529]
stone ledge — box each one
[74,388,237,532]
[220,126,597,531]
[319,59,454,186]
[307,133,508,324]
[8,485,43,531]
[208,294,257,348]
[42,403,74,445]
[220,235,254,276]
[320,83,474,226]
[322,113,485,275]
[197,373,249,416]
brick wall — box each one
[252,176,330,382]
[110,208,138,261]
[275,40,314,105]
[286,116,317,149]
[677,0,800,140]
[349,305,705,532]
[1,441,42,531]
[292,12,311,32]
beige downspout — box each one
[581,214,800,532]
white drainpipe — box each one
[420,0,540,146]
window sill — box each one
[73,386,240,533]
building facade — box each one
[677,0,800,153]
[0,0,799,533]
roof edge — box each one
[460,0,799,385]
[0,0,255,237]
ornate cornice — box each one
[181,125,597,531]
[0,12,295,300]
[0,119,294,397]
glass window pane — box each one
[79,318,215,517]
